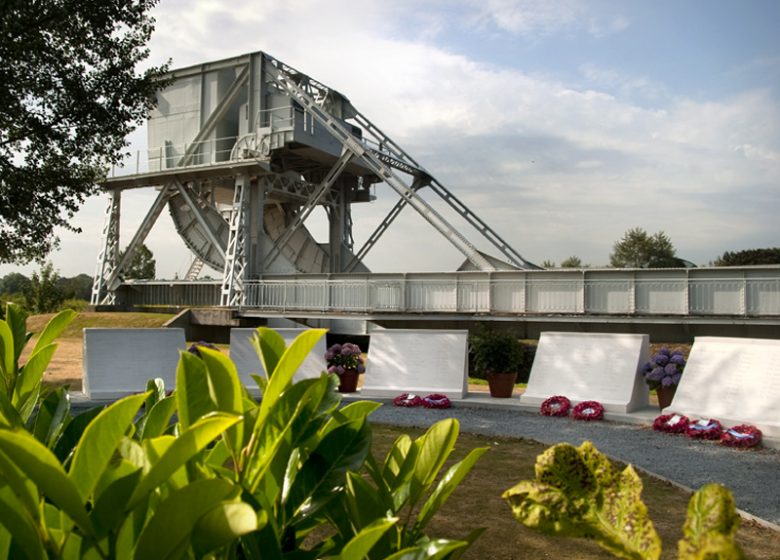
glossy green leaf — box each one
[14,344,56,402]
[199,347,244,458]
[503,441,661,560]
[90,467,142,538]
[4,304,27,367]
[176,351,215,429]
[54,405,105,464]
[384,538,469,560]
[257,328,327,423]
[128,413,240,509]
[0,430,92,534]
[285,417,371,521]
[32,386,71,448]
[333,517,397,560]
[133,478,236,560]
[0,321,13,385]
[0,448,40,523]
[29,309,76,357]
[411,419,459,505]
[191,501,261,556]
[381,434,413,488]
[139,395,177,439]
[321,401,382,438]
[0,486,46,560]
[69,392,149,502]
[344,471,392,531]
[415,447,488,533]
[678,483,745,560]
[250,327,286,379]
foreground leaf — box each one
[678,483,745,560]
[503,441,661,560]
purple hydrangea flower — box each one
[331,344,342,354]
[356,364,366,373]
[335,365,345,375]
[661,375,674,387]
[670,354,686,366]
[664,363,677,376]
[648,367,664,381]
[324,350,334,360]
[653,354,669,366]
[672,373,682,384]
[658,347,671,356]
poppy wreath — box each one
[685,419,723,440]
[652,413,690,434]
[720,424,762,449]
[572,400,605,421]
[392,393,423,407]
[422,393,451,409]
[540,396,571,417]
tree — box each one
[560,256,583,268]
[119,243,156,279]
[0,1,168,263]
[542,260,556,268]
[609,228,681,268]
[0,272,30,295]
[57,273,93,300]
[713,248,780,266]
[24,262,64,313]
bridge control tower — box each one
[91,51,538,306]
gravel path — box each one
[367,404,780,527]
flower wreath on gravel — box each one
[720,424,762,449]
[540,396,571,417]
[685,418,723,440]
[652,413,690,434]
[572,400,605,421]
[392,393,423,407]
[422,394,451,409]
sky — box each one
[3,0,779,279]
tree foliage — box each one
[560,256,583,268]
[609,228,681,268]
[713,248,780,266]
[24,262,64,314]
[0,0,168,264]
[120,243,156,279]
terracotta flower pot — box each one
[337,369,359,393]
[488,372,517,398]
[656,385,677,410]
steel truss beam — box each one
[264,55,496,272]
[91,190,121,305]
[221,175,249,306]
[263,149,355,269]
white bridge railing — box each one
[120,268,780,317]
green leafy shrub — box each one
[0,312,484,559]
[504,441,745,560]
[469,328,532,382]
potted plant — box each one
[325,342,365,393]
[641,347,686,410]
[470,330,525,398]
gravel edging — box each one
[367,404,780,528]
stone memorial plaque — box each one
[361,329,468,399]
[520,332,650,413]
[230,328,328,394]
[83,328,186,400]
[672,337,780,438]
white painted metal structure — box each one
[114,267,780,318]
[91,51,538,306]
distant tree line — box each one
[712,248,780,266]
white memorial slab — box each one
[230,328,328,393]
[361,329,468,399]
[83,328,186,400]
[520,332,650,413]
[672,337,780,439]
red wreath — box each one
[685,419,723,440]
[540,396,571,417]
[720,424,762,449]
[393,393,423,407]
[572,400,604,421]
[652,413,690,434]
[422,393,451,409]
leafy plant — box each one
[469,328,527,379]
[0,320,484,558]
[504,441,745,560]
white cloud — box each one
[4,0,776,279]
